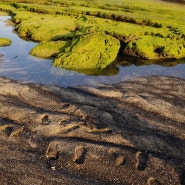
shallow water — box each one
[1,16,185,87]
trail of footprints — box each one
[0,123,24,138]
[45,140,176,185]
[0,114,181,185]
[38,114,182,184]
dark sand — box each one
[0,76,184,184]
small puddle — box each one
[1,16,185,87]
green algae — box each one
[13,12,77,41]
[124,36,185,59]
[30,41,67,58]
[0,38,12,46]
[1,0,185,67]
[53,32,120,70]
[0,11,8,15]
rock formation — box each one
[53,32,120,70]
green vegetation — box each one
[30,41,67,58]
[124,36,185,59]
[13,12,77,41]
[0,11,8,15]
[0,37,12,46]
[53,32,120,70]
[0,0,185,71]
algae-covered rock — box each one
[53,32,120,70]
[124,36,185,59]
[14,11,76,42]
[0,38,12,47]
[30,41,67,58]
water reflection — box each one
[69,65,119,76]
[0,54,3,62]
[118,56,185,67]
[1,15,185,87]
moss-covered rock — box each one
[2,0,185,61]
[14,12,76,42]
[124,36,185,59]
[53,32,120,70]
[0,38,12,46]
[30,41,67,58]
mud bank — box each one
[0,75,185,184]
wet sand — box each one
[0,75,184,184]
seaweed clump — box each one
[124,36,185,59]
[53,32,120,70]
[30,41,67,58]
[0,37,12,46]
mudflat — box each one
[0,75,184,184]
